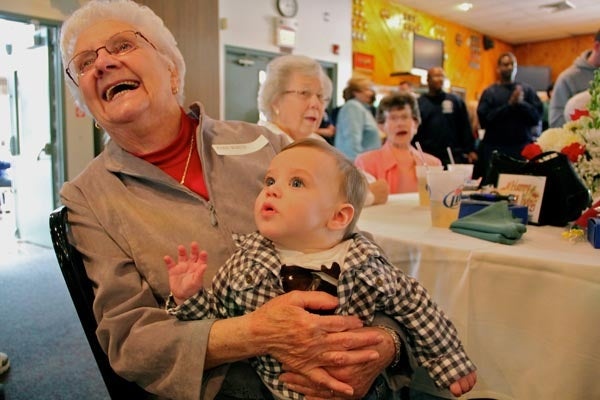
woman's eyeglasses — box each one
[66,30,155,86]
[282,89,331,104]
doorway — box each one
[0,15,65,247]
[224,46,338,123]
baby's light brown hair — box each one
[280,139,368,239]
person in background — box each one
[315,109,335,145]
[0,352,9,375]
[329,85,353,127]
[549,29,600,128]
[355,92,442,194]
[367,90,378,118]
[466,99,481,143]
[0,351,9,399]
[330,85,378,126]
[0,160,10,187]
[541,83,554,131]
[59,1,399,398]
[257,54,332,143]
[334,77,382,161]
[398,80,417,97]
[476,52,543,182]
[413,67,477,167]
[166,139,477,400]
[0,159,11,214]
[258,54,388,206]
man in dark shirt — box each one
[413,67,476,167]
[476,52,543,182]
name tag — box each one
[212,135,269,155]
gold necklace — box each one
[179,133,194,184]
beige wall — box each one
[137,0,220,117]
[218,0,353,112]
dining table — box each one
[357,193,600,400]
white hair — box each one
[257,54,333,121]
[60,0,186,112]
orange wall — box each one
[514,34,594,84]
[352,0,595,101]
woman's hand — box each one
[247,291,384,396]
[316,124,336,138]
[280,325,396,399]
[368,180,389,205]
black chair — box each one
[49,206,152,399]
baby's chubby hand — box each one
[164,241,208,304]
[449,370,477,397]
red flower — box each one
[570,108,590,121]
[575,198,600,228]
[561,142,586,163]
[521,143,543,160]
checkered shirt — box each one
[167,232,476,398]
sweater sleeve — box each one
[62,186,214,400]
[549,77,572,128]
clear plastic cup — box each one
[447,163,474,182]
[416,165,444,206]
[426,170,464,228]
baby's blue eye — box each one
[290,177,304,188]
[264,176,275,186]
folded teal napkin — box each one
[450,201,527,244]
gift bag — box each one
[487,151,592,226]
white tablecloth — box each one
[357,193,600,400]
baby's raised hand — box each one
[449,370,477,397]
[164,241,208,304]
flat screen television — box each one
[413,34,444,70]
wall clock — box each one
[277,0,298,18]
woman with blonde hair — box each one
[334,77,382,160]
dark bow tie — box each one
[280,262,341,298]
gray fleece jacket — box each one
[61,103,288,399]
[549,50,598,127]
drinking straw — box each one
[415,141,428,168]
[447,147,455,164]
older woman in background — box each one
[258,55,388,205]
[334,77,382,161]
[258,54,332,142]
[356,92,442,194]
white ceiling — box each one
[393,0,600,44]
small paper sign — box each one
[497,174,546,224]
